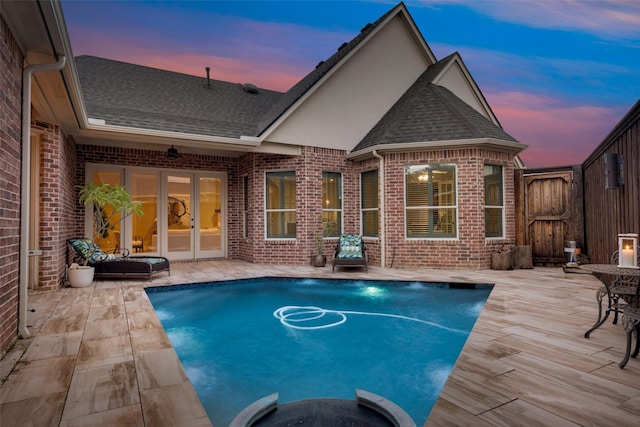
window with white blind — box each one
[405,164,457,238]
[484,165,504,238]
[361,170,379,237]
[322,172,342,237]
[265,171,296,239]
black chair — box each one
[619,286,640,368]
[68,238,170,281]
[585,250,640,339]
[332,234,368,272]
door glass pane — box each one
[199,177,221,250]
[92,171,121,253]
[131,173,158,253]
[167,175,191,252]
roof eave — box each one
[346,138,528,161]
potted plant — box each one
[311,219,337,267]
[68,183,142,287]
[311,227,327,267]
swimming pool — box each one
[147,277,492,426]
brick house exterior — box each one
[1,1,527,355]
[0,14,24,354]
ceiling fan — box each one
[167,145,180,159]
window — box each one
[91,170,123,252]
[405,164,457,238]
[322,172,342,237]
[266,171,296,238]
[484,165,504,238]
[242,176,249,238]
[361,170,379,237]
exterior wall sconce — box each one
[618,233,638,269]
[604,153,624,189]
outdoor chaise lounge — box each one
[68,238,170,280]
[332,233,368,272]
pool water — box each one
[147,277,492,426]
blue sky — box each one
[61,0,640,168]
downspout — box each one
[372,150,386,268]
[19,55,67,338]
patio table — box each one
[581,264,640,338]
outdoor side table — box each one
[580,264,640,338]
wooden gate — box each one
[515,168,583,265]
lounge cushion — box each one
[68,238,116,263]
[336,234,363,259]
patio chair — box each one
[619,285,640,368]
[607,251,639,323]
[67,238,170,281]
[332,234,367,272]
[585,250,640,338]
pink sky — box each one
[64,1,639,169]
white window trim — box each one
[403,164,459,240]
[322,171,343,237]
[360,169,380,239]
[484,164,506,240]
[264,170,297,240]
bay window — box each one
[405,164,457,238]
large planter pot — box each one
[310,255,327,267]
[68,265,95,288]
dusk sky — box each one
[60,0,640,168]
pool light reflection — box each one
[362,285,387,298]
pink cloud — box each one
[488,91,624,168]
[70,31,306,92]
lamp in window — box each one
[417,172,429,183]
[618,233,638,269]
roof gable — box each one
[254,2,436,139]
[352,61,520,153]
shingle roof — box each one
[352,56,518,153]
[75,55,283,138]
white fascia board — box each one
[46,0,90,129]
[250,142,301,156]
[346,138,529,160]
[84,122,260,149]
[256,5,433,143]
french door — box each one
[164,172,225,260]
[86,164,225,261]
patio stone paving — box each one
[2,260,640,426]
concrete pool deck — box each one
[1,260,640,426]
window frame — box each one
[242,175,249,238]
[321,171,343,238]
[360,169,379,238]
[484,164,505,239]
[404,163,458,240]
[264,170,297,240]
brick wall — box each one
[240,147,358,265]
[34,122,75,290]
[73,143,516,270]
[75,144,242,259]
[383,148,515,268]
[0,15,24,355]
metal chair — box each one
[585,250,640,338]
[619,287,640,368]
